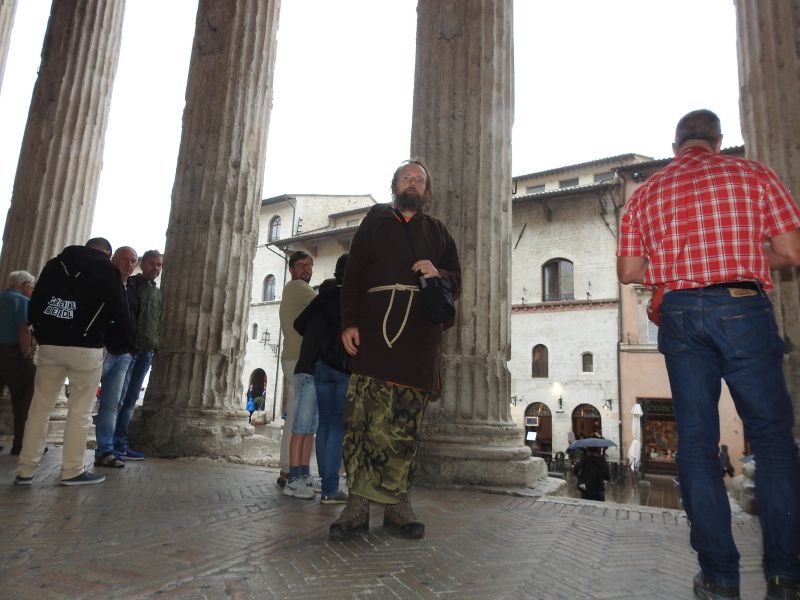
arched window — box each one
[251,323,258,340]
[262,275,276,301]
[542,258,574,302]
[582,352,594,373]
[532,344,548,378]
[268,216,281,242]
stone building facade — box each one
[240,193,375,419]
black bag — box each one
[417,275,456,324]
[396,209,456,325]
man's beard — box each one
[393,190,424,213]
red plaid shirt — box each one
[618,146,800,289]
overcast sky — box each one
[0,1,742,255]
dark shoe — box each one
[13,475,33,486]
[60,471,105,486]
[321,490,348,505]
[94,453,125,468]
[276,471,288,488]
[10,446,20,456]
[116,448,144,460]
[383,493,425,539]
[693,572,741,599]
[329,494,370,540]
[766,576,800,600]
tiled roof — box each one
[512,179,618,204]
[513,153,653,181]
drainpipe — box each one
[614,174,626,477]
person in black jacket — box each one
[14,238,130,487]
[573,447,611,501]
[93,246,139,468]
[295,253,350,504]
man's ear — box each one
[714,135,723,153]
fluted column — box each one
[0,0,16,91]
[735,0,800,436]
[411,0,543,486]
[128,0,280,457]
[0,0,124,283]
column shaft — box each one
[0,0,124,282]
[129,0,280,456]
[0,0,16,91]
[735,0,800,435]
[411,0,543,486]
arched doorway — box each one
[571,403,601,439]
[247,368,267,411]
[524,402,552,454]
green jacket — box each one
[128,273,162,351]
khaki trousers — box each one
[278,358,298,472]
[17,345,104,480]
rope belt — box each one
[367,284,418,348]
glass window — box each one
[558,177,579,188]
[262,275,276,302]
[542,259,574,301]
[532,344,548,378]
[268,216,281,242]
[593,171,614,183]
[582,352,593,373]
[526,184,545,194]
[251,323,258,340]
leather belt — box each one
[705,281,760,291]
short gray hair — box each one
[8,270,35,287]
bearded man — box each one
[330,159,461,540]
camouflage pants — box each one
[343,373,429,504]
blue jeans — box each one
[114,350,153,452]
[658,286,800,585]
[314,360,349,496]
[94,352,134,458]
[291,373,318,434]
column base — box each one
[415,422,547,488]
[128,406,255,458]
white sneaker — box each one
[302,475,322,493]
[283,478,315,499]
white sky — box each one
[0,1,742,255]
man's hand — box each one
[616,256,648,284]
[765,229,800,269]
[342,327,360,356]
[412,259,440,279]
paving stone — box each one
[0,446,767,599]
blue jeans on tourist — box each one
[314,360,349,497]
[114,350,153,452]
[658,286,800,586]
[291,373,318,434]
[94,352,134,459]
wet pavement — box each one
[0,443,767,600]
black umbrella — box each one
[569,437,617,449]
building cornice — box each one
[512,299,618,313]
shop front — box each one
[641,397,677,475]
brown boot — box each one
[329,493,370,540]
[383,493,425,539]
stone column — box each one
[128,0,281,457]
[735,0,800,436]
[0,0,16,91]
[411,0,544,486]
[0,0,124,282]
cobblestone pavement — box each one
[0,446,766,600]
